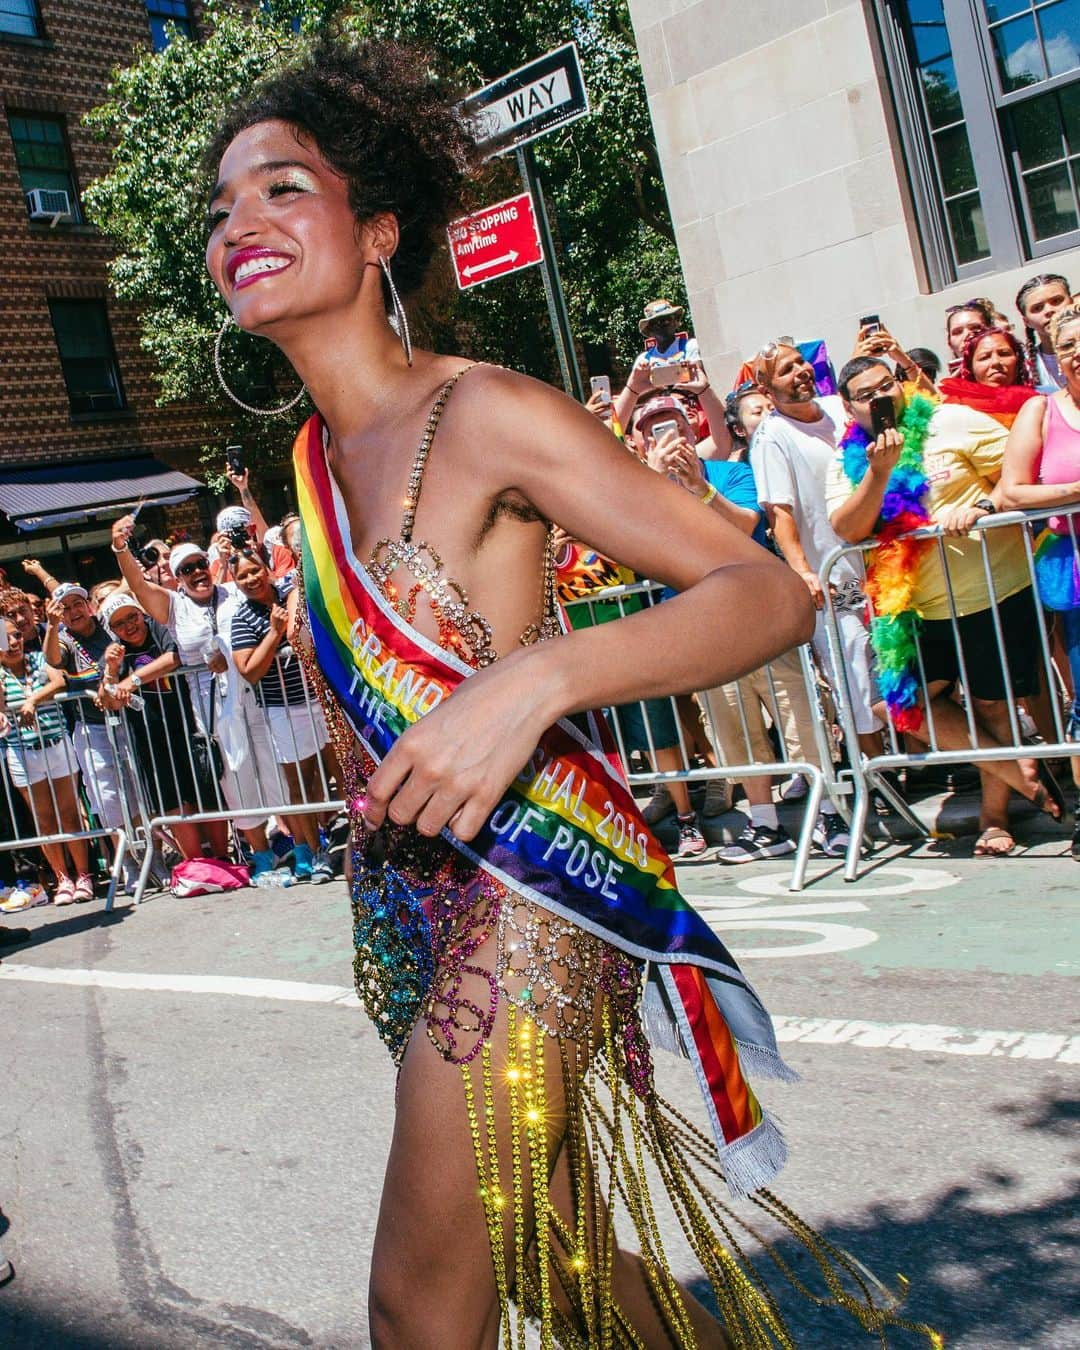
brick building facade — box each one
[0,0,230,577]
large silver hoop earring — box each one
[213,316,307,417]
[380,255,413,367]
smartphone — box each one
[860,313,882,335]
[649,362,688,388]
[589,375,612,405]
[650,419,680,443]
[870,394,896,438]
[226,444,245,476]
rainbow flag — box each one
[294,414,794,1196]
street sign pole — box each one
[516,144,583,401]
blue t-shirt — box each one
[703,459,768,549]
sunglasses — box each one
[726,379,759,403]
[177,559,209,577]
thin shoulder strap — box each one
[400,364,477,543]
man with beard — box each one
[748,343,882,857]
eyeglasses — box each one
[110,613,143,631]
[848,375,899,404]
[177,559,209,577]
[1056,338,1078,358]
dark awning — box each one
[0,455,202,532]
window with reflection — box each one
[877,0,1079,281]
[146,0,194,51]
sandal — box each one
[974,826,1015,858]
[1033,761,1066,822]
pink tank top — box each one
[1038,397,1080,534]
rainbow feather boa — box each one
[840,394,936,732]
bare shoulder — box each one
[449,362,622,482]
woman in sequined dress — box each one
[201,35,938,1350]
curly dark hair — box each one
[203,36,481,301]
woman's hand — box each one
[17,695,38,727]
[206,649,228,675]
[269,604,289,637]
[362,651,559,842]
[104,642,125,679]
[112,514,135,552]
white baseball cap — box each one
[169,543,209,574]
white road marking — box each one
[1,962,1077,1063]
[0,963,361,1007]
[727,865,962,898]
[711,920,880,958]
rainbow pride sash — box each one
[294,415,794,1196]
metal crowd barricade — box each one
[562,579,845,891]
[820,503,1079,881]
[121,648,344,904]
[0,686,131,911]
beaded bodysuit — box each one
[293,369,941,1348]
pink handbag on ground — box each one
[170,858,251,897]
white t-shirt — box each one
[749,397,863,592]
[167,584,236,733]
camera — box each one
[136,543,160,569]
[224,523,250,551]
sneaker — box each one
[717,823,796,864]
[781,772,809,803]
[674,818,708,858]
[642,785,676,827]
[53,876,77,906]
[74,873,95,903]
[293,843,314,882]
[0,884,49,912]
[701,779,732,817]
[813,812,851,857]
[309,849,334,884]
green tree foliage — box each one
[83,0,685,469]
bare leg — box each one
[22,783,66,883]
[654,747,693,817]
[282,762,321,852]
[369,944,730,1349]
[52,775,89,876]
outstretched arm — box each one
[111,516,172,625]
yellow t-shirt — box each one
[824,401,1030,620]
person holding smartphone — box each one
[851,315,937,398]
[827,355,1063,857]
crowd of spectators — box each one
[562,281,1080,861]
[0,465,341,910]
[1,279,1080,909]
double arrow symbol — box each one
[461,250,520,279]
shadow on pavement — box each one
[1,904,131,957]
[685,1085,1080,1346]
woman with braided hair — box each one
[202,32,939,1348]
[1015,273,1072,391]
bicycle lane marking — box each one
[1,961,1076,1063]
[684,866,962,960]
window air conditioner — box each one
[25,188,73,221]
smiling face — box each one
[59,594,95,637]
[762,347,816,405]
[1,619,23,669]
[109,607,148,647]
[206,120,370,337]
[233,552,273,602]
[970,333,1020,387]
[5,598,35,642]
[175,554,213,601]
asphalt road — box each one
[1,835,1078,1348]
